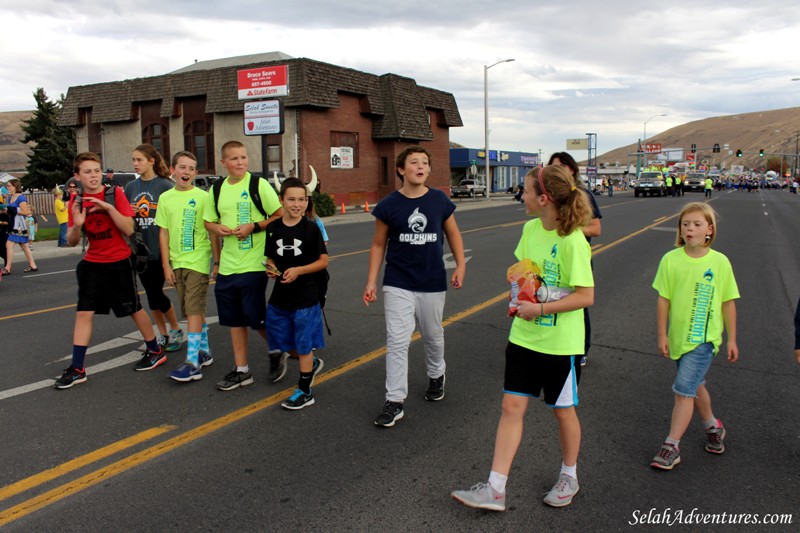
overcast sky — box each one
[2,0,800,159]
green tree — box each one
[20,88,76,190]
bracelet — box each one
[213,261,220,266]
[540,302,545,316]
[252,222,261,233]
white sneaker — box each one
[451,482,506,511]
[543,473,579,507]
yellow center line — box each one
[0,425,175,503]
[0,213,669,525]
[0,294,506,526]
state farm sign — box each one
[237,65,288,99]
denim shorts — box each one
[673,342,714,398]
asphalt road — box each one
[0,190,798,532]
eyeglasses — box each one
[68,185,77,189]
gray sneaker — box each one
[705,423,726,454]
[216,369,253,391]
[543,473,579,507]
[267,351,289,383]
[650,443,681,470]
[451,482,506,511]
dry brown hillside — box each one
[598,107,800,170]
[0,110,33,172]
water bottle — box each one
[536,285,574,302]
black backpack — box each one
[78,185,150,273]
[211,174,269,220]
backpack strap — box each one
[249,175,269,219]
[211,177,226,220]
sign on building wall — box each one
[331,147,354,169]
[243,100,284,136]
[237,65,288,99]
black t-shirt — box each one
[264,217,328,310]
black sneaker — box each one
[133,348,166,371]
[281,388,315,410]
[54,366,87,389]
[216,369,254,391]
[424,374,446,401]
[374,401,404,427]
[267,351,289,383]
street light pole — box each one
[641,113,667,170]
[484,58,515,200]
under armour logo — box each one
[276,238,302,256]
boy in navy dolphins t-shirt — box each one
[363,145,466,427]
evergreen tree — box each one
[20,88,76,190]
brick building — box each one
[57,52,462,206]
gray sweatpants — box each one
[383,286,447,402]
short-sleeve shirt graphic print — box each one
[371,188,455,293]
[265,217,328,310]
[509,218,594,356]
[652,247,740,359]
[203,173,281,275]
[155,187,212,274]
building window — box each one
[184,120,214,173]
[381,157,389,186]
[268,145,281,173]
[330,131,359,168]
[139,100,170,159]
[181,96,214,174]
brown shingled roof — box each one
[59,56,462,140]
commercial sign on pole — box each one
[243,100,284,136]
[643,143,662,153]
[237,65,288,99]
[566,138,588,150]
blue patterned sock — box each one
[200,323,210,353]
[187,332,202,366]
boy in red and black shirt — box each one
[55,152,164,389]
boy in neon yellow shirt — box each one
[156,151,220,381]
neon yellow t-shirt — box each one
[203,173,281,275]
[666,176,673,187]
[705,178,713,190]
[155,187,212,274]
[508,218,594,355]
[652,247,739,359]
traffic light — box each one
[691,143,697,153]
[736,149,743,157]
[759,148,764,157]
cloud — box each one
[2,0,800,158]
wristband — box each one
[252,222,261,233]
[213,261,220,266]
[540,303,545,316]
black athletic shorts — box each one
[76,257,142,317]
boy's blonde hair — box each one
[221,140,245,159]
[675,202,717,247]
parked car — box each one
[633,172,666,197]
[451,179,487,198]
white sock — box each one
[665,436,680,448]
[488,471,507,494]
[236,365,250,373]
[560,462,577,479]
[704,417,718,429]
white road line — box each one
[2,316,220,400]
[25,269,76,278]
[0,351,141,400]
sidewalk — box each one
[29,195,520,260]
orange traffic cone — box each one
[340,203,347,214]
[364,201,370,212]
